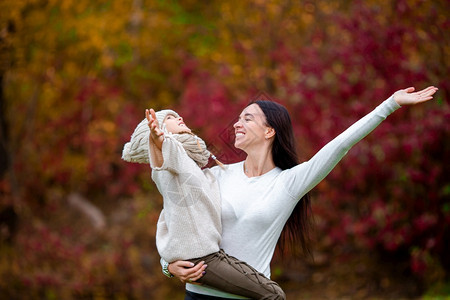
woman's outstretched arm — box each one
[282,86,438,200]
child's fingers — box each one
[150,109,157,123]
[150,122,164,136]
[147,109,164,138]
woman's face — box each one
[163,114,191,134]
[233,104,270,151]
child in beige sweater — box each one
[122,108,285,300]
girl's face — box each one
[233,104,271,151]
[164,114,191,134]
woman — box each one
[164,86,438,299]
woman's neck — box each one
[243,150,275,177]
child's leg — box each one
[189,249,285,300]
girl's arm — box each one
[121,108,163,165]
[146,109,164,168]
[147,110,199,174]
[282,86,438,199]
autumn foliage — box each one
[0,0,448,299]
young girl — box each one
[122,108,285,300]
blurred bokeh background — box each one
[0,0,449,299]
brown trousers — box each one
[188,249,285,300]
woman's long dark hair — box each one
[253,100,313,258]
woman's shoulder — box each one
[208,161,243,176]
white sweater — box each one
[151,134,222,262]
[187,96,401,298]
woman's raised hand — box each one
[393,86,438,106]
[168,260,207,284]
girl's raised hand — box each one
[146,108,164,141]
[393,86,438,106]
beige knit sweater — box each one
[123,128,222,262]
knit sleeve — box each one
[122,119,150,164]
[151,134,192,174]
[280,96,401,200]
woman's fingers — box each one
[169,261,207,284]
[183,261,205,276]
[424,87,438,96]
[394,86,438,105]
[189,261,207,278]
[417,86,437,96]
[415,87,438,103]
[189,263,207,282]
[424,86,437,92]
[175,261,197,269]
[169,261,199,277]
[404,87,415,93]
